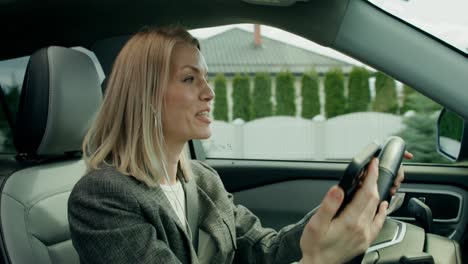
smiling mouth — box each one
[195,111,211,124]
[196,111,209,117]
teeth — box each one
[196,111,209,116]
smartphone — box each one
[335,142,381,217]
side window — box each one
[0,56,26,153]
[190,24,453,164]
[0,47,104,154]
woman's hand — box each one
[390,151,413,195]
[299,151,413,264]
[299,158,387,264]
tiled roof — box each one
[199,28,353,75]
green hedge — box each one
[232,74,252,121]
[213,74,228,121]
[252,73,273,119]
[372,72,398,114]
[347,67,370,113]
[324,68,346,118]
[275,72,296,116]
[301,70,320,119]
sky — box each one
[1,0,467,88]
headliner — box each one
[0,0,348,60]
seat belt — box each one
[184,176,200,255]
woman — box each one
[68,25,409,264]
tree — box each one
[324,68,346,118]
[213,74,228,121]
[397,92,448,163]
[232,74,252,121]
[400,84,414,114]
[301,70,320,119]
[372,72,398,114]
[347,67,370,113]
[275,72,296,116]
[398,114,450,163]
[252,73,273,119]
[400,85,441,114]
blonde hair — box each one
[83,25,199,186]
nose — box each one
[200,80,214,102]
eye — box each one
[183,76,194,83]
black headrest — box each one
[14,46,103,156]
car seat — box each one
[0,46,103,264]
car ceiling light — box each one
[242,0,309,7]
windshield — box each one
[369,0,468,54]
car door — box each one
[200,155,468,240]
[186,19,468,260]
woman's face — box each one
[162,43,214,145]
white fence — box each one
[201,112,405,160]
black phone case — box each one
[336,142,382,217]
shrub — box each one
[232,74,252,121]
[213,74,228,121]
[275,72,296,116]
[347,67,370,113]
[372,72,398,114]
[324,68,346,118]
[301,70,320,119]
[252,73,273,119]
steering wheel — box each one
[344,137,461,264]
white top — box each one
[160,180,186,231]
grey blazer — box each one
[68,160,311,264]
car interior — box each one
[1,0,467,263]
[0,46,102,263]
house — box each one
[199,25,355,119]
[200,25,353,76]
